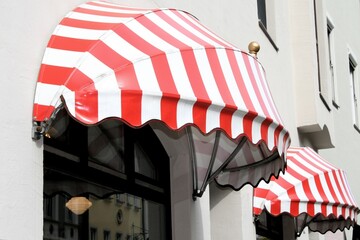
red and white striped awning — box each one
[33,1,290,196]
[254,147,359,234]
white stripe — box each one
[193,48,224,105]
[265,122,276,150]
[249,56,275,119]
[256,60,282,124]
[95,74,121,120]
[216,48,247,110]
[77,52,112,80]
[234,52,263,115]
[165,51,197,127]
[79,3,148,14]
[328,170,344,204]
[76,53,120,120]
[42,48,83,68]
[126,18,177,52]
[251,115,264,144]
[176,98,194,127]
[146,12,203,48]
[177,10,234,48]
[102,30,147,62]
[165,10,224,48]
[319,173,335,203]
[336,171,352,206]
[34,83,62,106]
[67,11,132,23]
[53,24,106,40]
[133,57,161,121]
[62,87,76,117]
[141,93,162,122]
[231,110,245,138]
[206,104,223,132]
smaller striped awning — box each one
[32,1,290,197]
[253,147,359,235]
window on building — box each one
[349,55,360,132]
[43,109,172,240]
[257,0,267,28]
[255,212,283,240]
[116,233,122,240]
[327,19,338,108]
[256,0,278,51]
[104,230,111,240]
[90,228,97,240]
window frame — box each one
[257,0,279,51]
[327,18,339,108]
[349,53,360,133]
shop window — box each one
[43,109,171,240]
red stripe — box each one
[273,125,283,147]
[271,199,281,215]
[172,10,233,48]
[219,108,236,136]
[226,50,254,111]
[90,40,131,70]
[242,55,269,117]
[253,57,281,123]
[155,11,213,47]
[332,170,347,207]
[338,172,355,207]
[138,14,190,50]
[33,104,55,122]
[67,70,98,123]
[260,117,273,146]
[65,69,95,92]
[254,188,269,199]
[111,24,180,127]
[287,186,299,215]
[242,111,257,142]
[89,40,143,125]
[48,35,96,52]
[60,18,117,30]
[38,64,73,85]
[121,90,142,126]
[205,48,235,106]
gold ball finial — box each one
[248,41,260,58]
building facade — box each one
[0,0,359,239]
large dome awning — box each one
[254,147,359,235]
[32,1,290,197]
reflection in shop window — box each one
[90,228,97,240]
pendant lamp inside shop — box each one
[32,1,290,239]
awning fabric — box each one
[253,147,359,234]
[33,1,290,196]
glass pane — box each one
[44,193,167,240]
[134,143,157,179]
[88,120,125,172]
[43,195,80,240]
[89,194,166,240]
